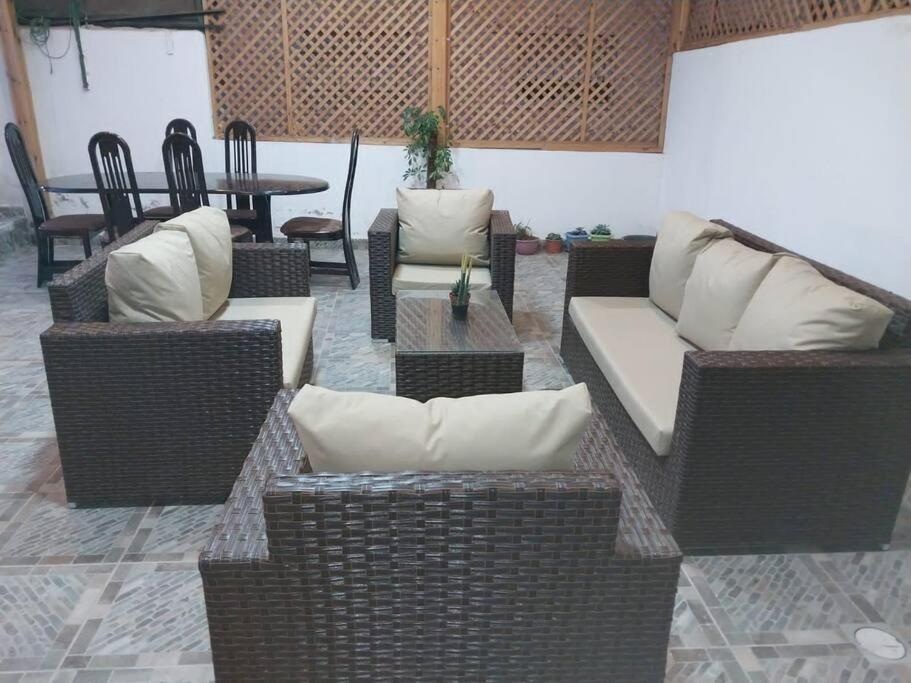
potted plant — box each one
[564,227,589,248]
[591,224,613,241]
[544,232,563,254]
[402,106,453,189]
[515,221,539,255]
[450,253,472,321]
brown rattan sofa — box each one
[199,390,681,682]
[368,208,516,340]
[561,221,911,553]
[40,220,312,507]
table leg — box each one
[252,195,274,243]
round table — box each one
[42,172,330,243]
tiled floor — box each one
[0,238,909,682]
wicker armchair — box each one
[199,391,681,683]
[368,208,516,340]
[561,221,911,553]
[40,221,312,508]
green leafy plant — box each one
[592,224,612,236]
[545,232,562,241]
[450,253,473,305]
[514,221,535,240]
[402,106,453,188]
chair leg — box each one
[82,233,93,258]
[342,237,360,289]
[37,234,50,287]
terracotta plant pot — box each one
[449,292,470,321]
[544,239,563,254]
[516,238,539,255]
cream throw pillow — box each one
[648,212,731,319]
[156,207,233,318]
[730,256,894,351]
[106,230,204,322]
[676,240,776,350]
[396,188,493,266]
[289,383,592,473]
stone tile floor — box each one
[0,239,909,682]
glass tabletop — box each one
[396,289,522,354]
[42,172,329,196]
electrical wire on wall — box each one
[25,0,89,89]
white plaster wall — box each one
[23,26,663,238]
[660,16,911,297]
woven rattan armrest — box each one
[230,242,311,298]
[489,209,516,319]
[564,240,655,312]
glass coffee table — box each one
[395,290,524,402]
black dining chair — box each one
[281,129,360,289]
[4,122,108,287]
[145,118,200,220]
[88,132,147,240]
[161,132,252,242]
[223,119,259,232]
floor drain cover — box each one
[854,627,907,660]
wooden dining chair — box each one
[161,132,252,242]
[5,123,108,287]
[281,129,360,289]
[145,118,200,220]
[88,132,146,240]
[223,120,258,232]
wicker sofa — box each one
[40,220,313,507]
[368,208,516,340]
[561,221,911,553]
[199,390,681,682]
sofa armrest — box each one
[230,242,310,298]
[368,209,399,339]
[489,210,516,319]
[564,241,654,313]
[263,471,622,565]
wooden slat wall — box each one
[683,0,911,50]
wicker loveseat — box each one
[199,391,681,682]
[40,220,313,507]
[368,208,516,340]
[561,221,911,553]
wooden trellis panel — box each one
[448,0,673,151]
[683,0,911,50]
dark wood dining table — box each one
[42,172,330,242]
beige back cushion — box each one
[676,239,776,350]
[156,206,233,318]
[106,230,204,323]
[730,256,894,351]
[396,188,493,266]
[648,212,731,319]
[289,383,592,473]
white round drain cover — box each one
[854,627,907,660]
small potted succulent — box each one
[564,227,589,248]
[514,221,539,255]
[450,253,472,321]
[590,224,613,241]
[544,232,563,254]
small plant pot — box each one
[564,232,590,248]
[516,238,539,255]
[590,234,613,242]
[544,239,563,254]
[449,292,470,321]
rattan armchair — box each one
[368,208,516,340]
[199,391,681,682]
[40,220,312,507]
[560,221,911,553]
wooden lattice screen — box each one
[204,0,676,151]
[683,0,911,50]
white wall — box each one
[660,16,911,297]
[23,26,663,238]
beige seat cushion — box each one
[396,188,493,266]
[156,206,233,318]
[649,211,731,319]
[392,263,492,295]
[106,230,204,323]
[730,256,894,351]
[288,383,592,473]
[211,297,317,389]
[569,297,695,456]
[676,239,776,350]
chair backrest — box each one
[224,120,257,211]
[341,129,359,239]
[166,118,197,141]
[162,132,209,214]
[4,122,49,227]
[88,132,143,239]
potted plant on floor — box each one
[591,224,613,241]
[564,227,589,248]
[402,106,453,189]
[515,221,539,255]
[544,232,563,254]
[450,253,472,321]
